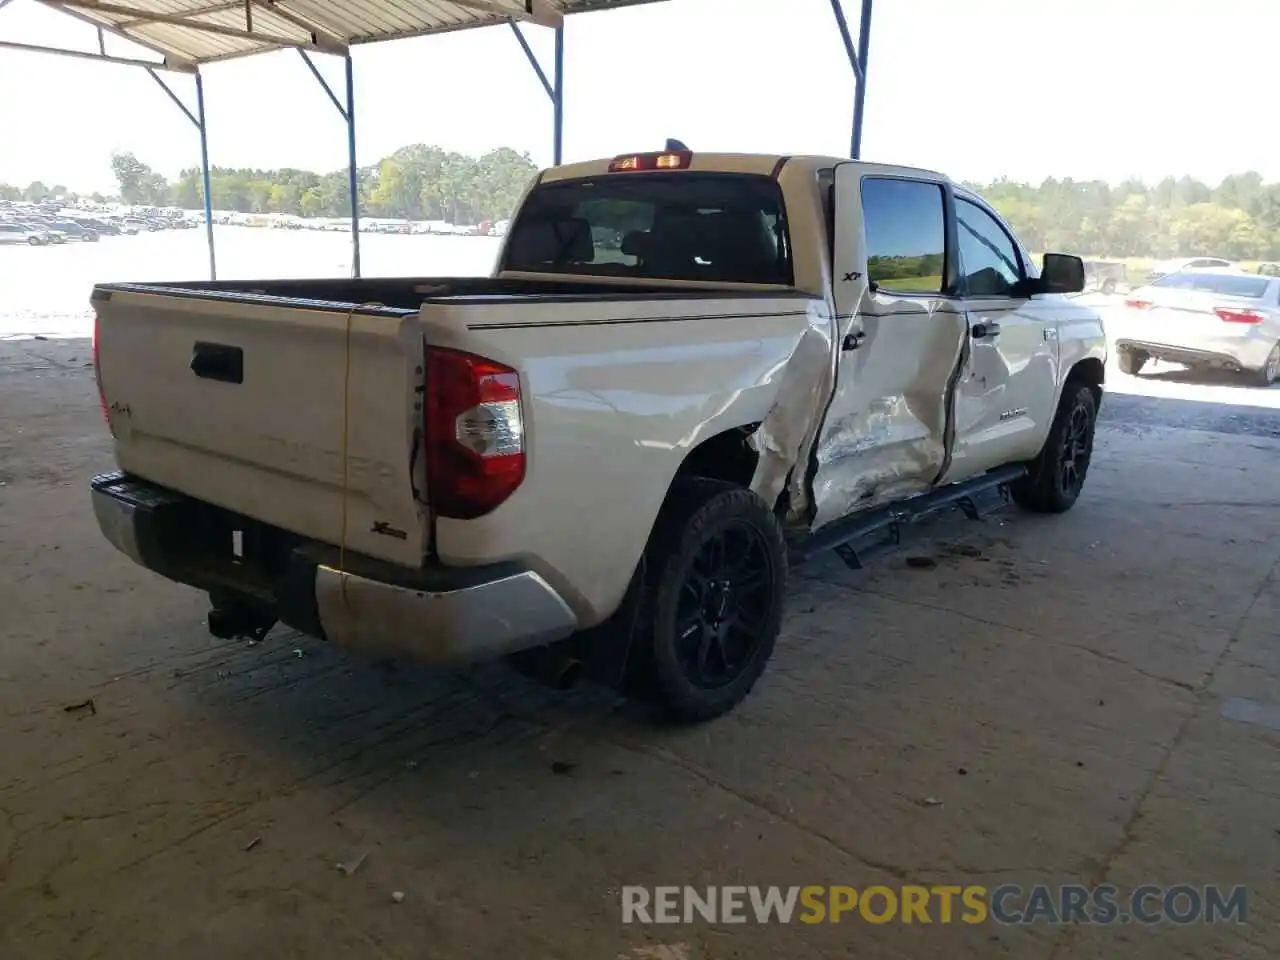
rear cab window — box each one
[502,174,793,285]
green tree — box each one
[110,152,170,205]
[106,144,538,223]
[968,169,1280,260]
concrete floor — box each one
[1,337,1278,959]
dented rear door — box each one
[807,165,967,531]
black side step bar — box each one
[788,464,1028,569]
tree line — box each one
[6,155,1280,259]
[970,173,1280,261]
[104,146,540,225]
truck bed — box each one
[91,275,817,577]
[109,276,800,312]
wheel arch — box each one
[1066,356,1105,407]
[673,424,762,489]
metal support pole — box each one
[344,54,361,278]
[552,25,564,166]
[510,22,564,166]
[828,0,872,158]
[297,50,360,276]
[148,68,216,278]
[508,22,553,98]
[195,72,216,280]
[851,0,873,159]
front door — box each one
[807,164,969,531]
[942,196,1060,482]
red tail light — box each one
[425,348,525,520]
[1214,307,1264,324]
[1125,298,1153,310]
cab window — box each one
[956,198,1024,297]
[503,174,793,285]
[860,178,946,294]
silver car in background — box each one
[0,222,49,245]
[1145,257,1234,284]
[1114,271,1280,385]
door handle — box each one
[191,341,244,384]
[971,321,1002,339]
[842,331,866,351]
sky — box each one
[0,0,1277,195]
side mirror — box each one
[1039,253,1085,294]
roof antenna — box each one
[665,138,690,152]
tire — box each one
[1249,342,1280,387]
[1011,383,1098,514]
[1117,348,1147,376]
[27,236,40,246]
[631,479,787,723]
[1101,279,1117,296]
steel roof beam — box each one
[31,0,197,68]
[509,21,553,100]
[52,0,347,53]
[0,36,195,71]
[449,0,564,30]
[253,1,346,52]
[115,0,241,28]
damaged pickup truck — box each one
[90,150,1106,721]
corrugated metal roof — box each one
[37,0,671,68]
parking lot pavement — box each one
[2,337,1278,959]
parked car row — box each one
[0,209,198,246]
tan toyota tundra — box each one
[90,149,1107,722]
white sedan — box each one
[1114,270,1280,386]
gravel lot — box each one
[2,336,1278,959]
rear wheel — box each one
[1101,279,1117,296]
[631,480,787,722]
[27,236,40,246]
[1012,383,1098,514]
[1117,348,1147,376]
[1250,342,1280,387]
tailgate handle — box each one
[191,342,243,384]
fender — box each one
[1051,306,1108,413]
[429,296,827,627]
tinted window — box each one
[956,199,1023,296]
[503,174,792,285]
[1152,272,1270,298]
[861,178,946,294]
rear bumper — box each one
[90,472,578,664]
[1115,337,1273,371]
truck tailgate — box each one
[92,287,427,567]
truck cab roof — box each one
[540,152,951,185]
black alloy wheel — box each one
[673,518,776,690]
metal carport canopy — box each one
[3,0,874,279]
[36,0,660,67]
